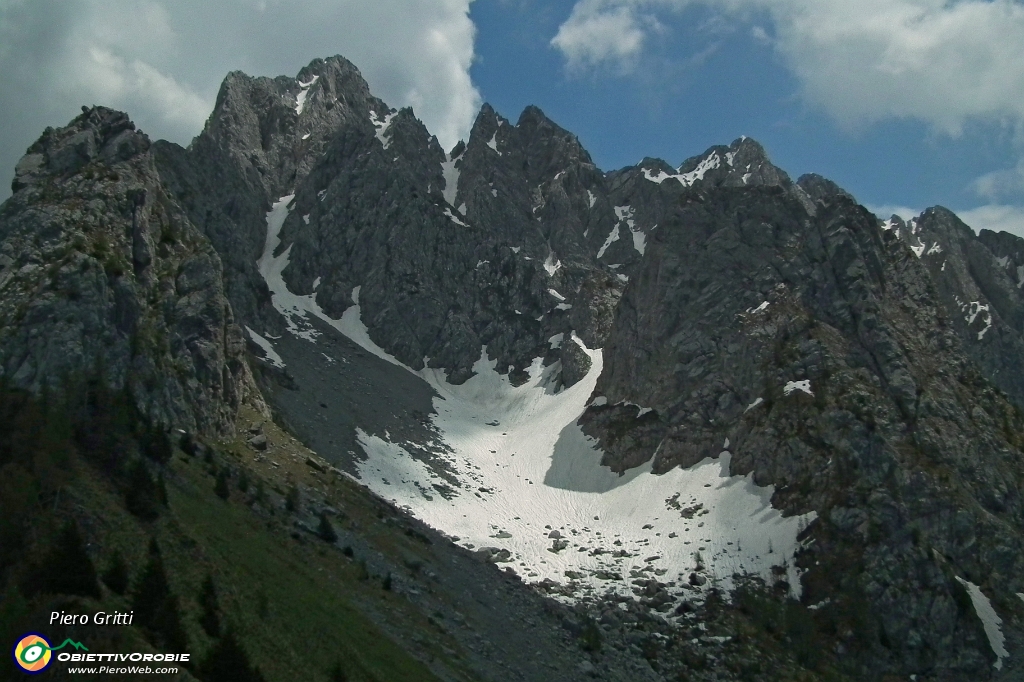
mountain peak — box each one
[12,106,148,193]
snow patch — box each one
[369,110,397,149]
[440,152,462,206]
[549,333,564,349]
[587,190,596,208]
[486,131,501,154]
[443,207,468,227]
[956,577,1008,670]
[543,252,562,276]
[744,397,764,413]
[548,288,566,302]
[302,214,310,225]
[355,341,815,604]
[783,380,813,397]
[597,224,620,259]
[301,133,311,140]
[294,75,318,115]
[747,301,769,314]
[245,327,285,368]
[642,153,721,187]
[1017,265,1024,288]
[926,242,942,255]
[312,276,321,290]
[555,303,573,311]
[631,228,646,256]
[962,300,993,340]
[995,256,1009,268]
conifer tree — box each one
[198,631,267,682]
[198,574,221,638]
[125,458,160,520]
[27,521,101,599]
[214,468,231,500]
[317,513,337,543]
[102,551,130,595]
[132,539,187,651]
[285,484,299,512]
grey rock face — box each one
[882,207,1024,409]
[154,55,390,333]
[9,53,1024,680]
[582,179,1024,678]
[0,106,260,434]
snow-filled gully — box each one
[256,195,816,608]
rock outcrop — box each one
[0,106,259,434]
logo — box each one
[12,634,88,674]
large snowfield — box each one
[256,195,817,606]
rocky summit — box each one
[3,55,1024,682]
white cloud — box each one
[971,160,1024,201]
[552,0,1024,136]
[865,204,921,222]
[0,0,480,198]
[551,1,650,72]
[955,204,1024,239]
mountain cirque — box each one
[3,55,1024,680]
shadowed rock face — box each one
[6,54,1024,680]
[583,179,1024,678]
[0,106,261,435]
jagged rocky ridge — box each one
[4,55,1024,680]
[0,106,260,434]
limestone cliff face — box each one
[155,55,390,334]
[582,178,1024,678]
[0,106,259,434]
[6,54,1024,680]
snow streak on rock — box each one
[597,224,620,259]
[258,194,406,365]
[369,110,397,149]
[956,577,1008,670]
[295,75,318,115]
[783,380,813,396]
[245,326,285,368]
[440,151,462,207]
[641,153,721,187]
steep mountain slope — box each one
[0,106,258,434]
[4,54,1024,681]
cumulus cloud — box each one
[865,204,922,222]
[955,204,1024,239]
[0,0,480,199]
[551,2,651,72]
[551,0,1024,135]
[971,161,1024,201]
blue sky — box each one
[468,0,1024,234]
[2,0,1023,236]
